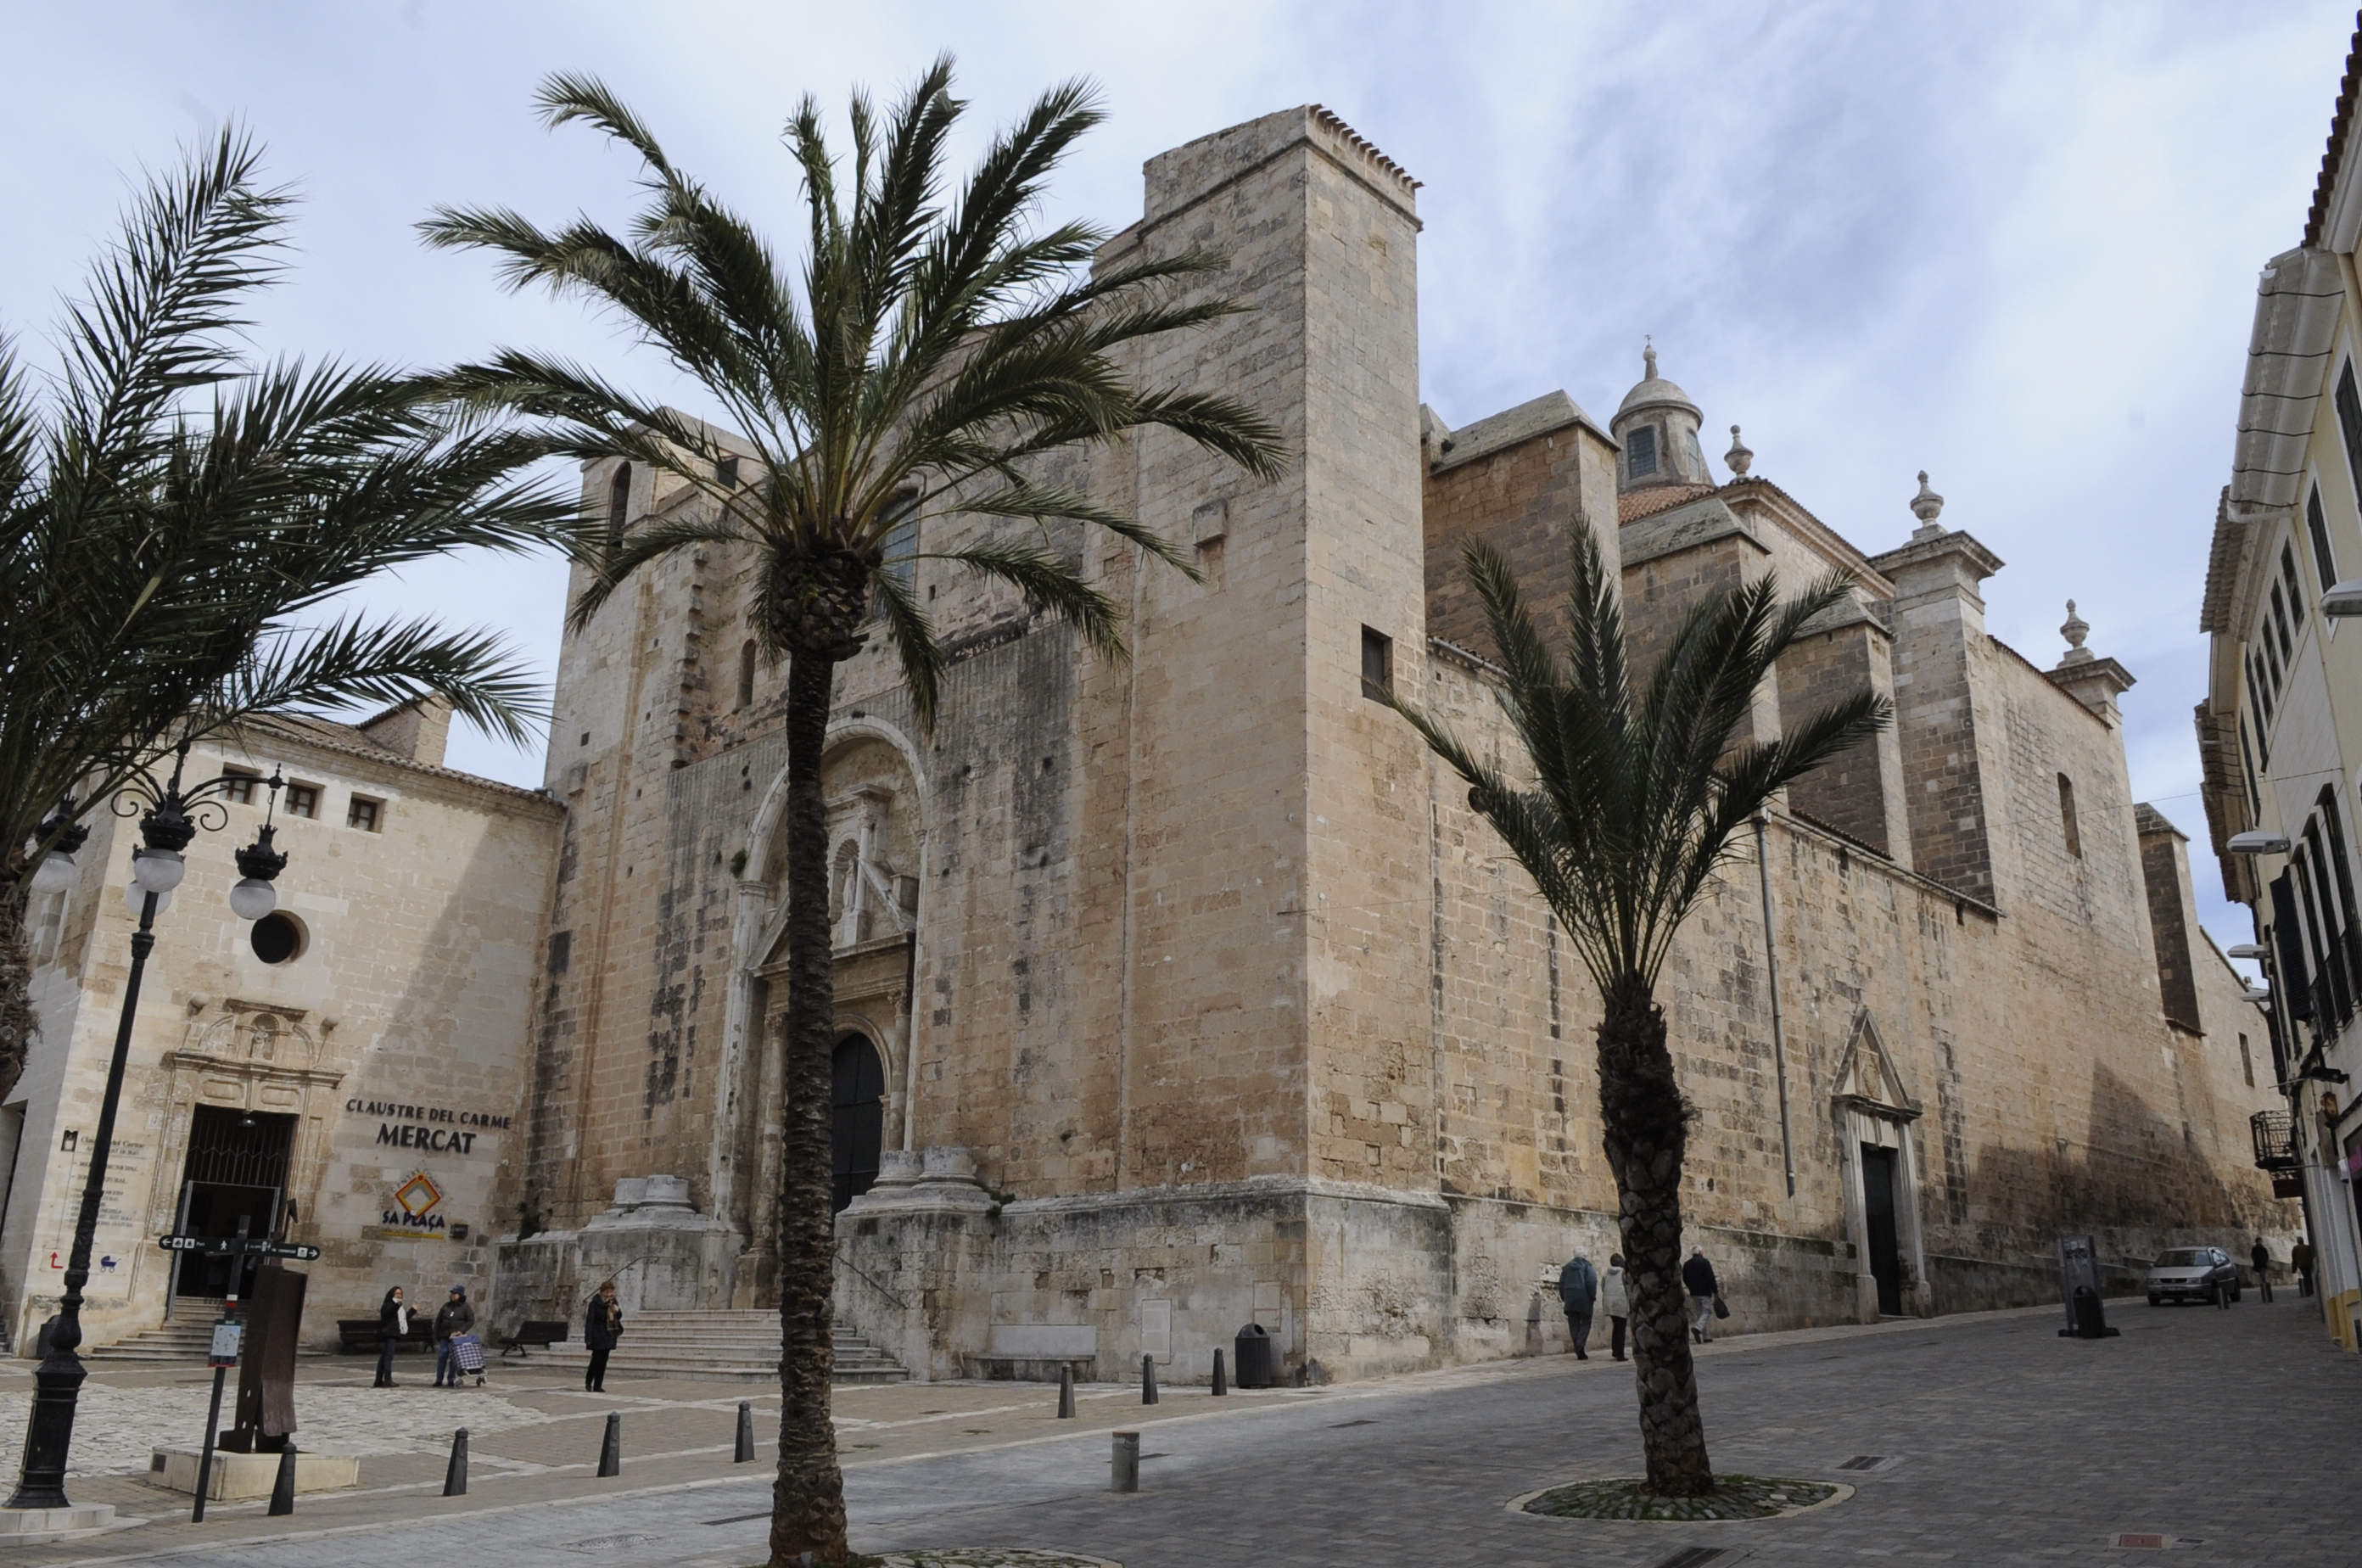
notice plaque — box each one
[209,1320,243,1369]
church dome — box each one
[1615,344,1700,421]
[1609,344,1711,493]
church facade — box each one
[482,105,2291,1384]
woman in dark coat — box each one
[375,1286,409,1387]
[584,1280,624,1393]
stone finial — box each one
[1909,471,1945,539]
[2059,599,2093,665]
[1643,337,1657,380]
[1724,424,1753,479]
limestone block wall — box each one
[1421,411,1620,659]
[1777,614,1909,859]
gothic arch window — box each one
[606,462,632,550]
[831,1033,886,1212]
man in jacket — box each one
[434,1285,475,1388]
[2293,1236,2316,1297]
[584,1280,624,1393]
[2251,1237,2275,1304]
[1682,1247,1721,1344]
[1557,1253,1598,1360]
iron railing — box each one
[2252,1108,2298,1172]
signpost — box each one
[155,1224,315,1521]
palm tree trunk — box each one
[0,882,33,1106]
[769,647,850,1565]
[1596,972,1714,1496]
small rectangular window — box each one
[2308,485,2341,595]
[2238,1032,2255,1088]
[221,768,259,805]
[1361,625,1394,700]
[2283,545,2306,629]
[548,929,573,975]
[737,641,757,710]
[284,783,318,820]
[716,455,740,488]
[1626,425,1659,479]
[881,496,918,591]
[347,796,382,832]
[2340,361,2362,489]
[2057,773,2082,859]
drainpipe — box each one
[1754,812,1797,1197]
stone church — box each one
[0,104,2285,1375]
[476,104,2289,1385]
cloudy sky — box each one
[5,1,2355,955]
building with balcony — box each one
[2197,19,2362,1350]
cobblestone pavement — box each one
[8,1294,2358,1566]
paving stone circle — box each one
[1514,1473,1844,1521]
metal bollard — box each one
[1141,1353,1158,1405]
[444,1429,470,1497]
[597,1412,621,1477]
[266,1445,297,1516]
[1111,1430,1139,1493]
[735,1401,755,1463]
[1057,1363,1076,1419]
[1212,1348,1227,1397]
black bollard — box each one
[266,1445,297,1516]
[444,1428,470,1497]
[735,1401,755,1463]
[1141,1352,1158,1405]
[1056,1363,1076,1419]
[1212,1348,1227,1397]
[597,1412,621,1477]
[1111,1430,1140,1493]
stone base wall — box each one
[830,1170,2228,1382]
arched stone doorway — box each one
[832,1033,887,1212]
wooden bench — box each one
[336,1318,435,1354]
[499,1319,570,1358]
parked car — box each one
[2147,1246,2241,1306]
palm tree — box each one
[420,63,1282,1565]
[1388,525,1889,1496]
[0,128,571,1103]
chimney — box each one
[358,697,454,769]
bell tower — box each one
[1610,344,1712,493]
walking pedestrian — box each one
[374,1286,408,1387]
[434,1285,475,1388]
[1556,1252,1598,1360]
[1682,1247,1721,1344]
[585,1279,624,1393]
[2293,1236,2316,1297]
[2252,1237,2275,1304]
[1603,1253,1631,1362]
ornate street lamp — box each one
[6,742,287,1511]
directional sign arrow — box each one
[264,1244,321,1261]
[158,1235,206,1252]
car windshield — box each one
[2153,1250,2208,1268]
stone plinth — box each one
[146,1447,360,1499]
[0,1504,121,1544]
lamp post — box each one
[6,742,286,1511]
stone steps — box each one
[526,1310,906,1384]
[87,1315,219,1364]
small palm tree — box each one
[1389,525,1888,1495]
[421,63,1281,1565]
[0,129,569,1103]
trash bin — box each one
[1234,1323,1275,1389]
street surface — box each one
[2,1294,2351,1566]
